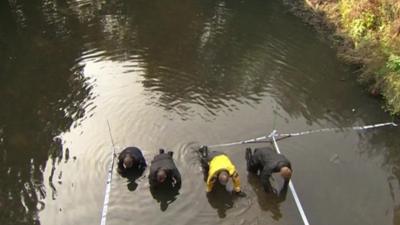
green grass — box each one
[337,0,400,115]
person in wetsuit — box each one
[149,149,181,190]
[117,146,147,174]
[117,147,147,191]
[149,149,181,211]
[199,146,242,195]
[246,146,292,192]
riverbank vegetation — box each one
[287,0,400,115]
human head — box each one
[218,170,229,186]
[157,169,167,184]
[280,166,292,181]
[123,155,134,169]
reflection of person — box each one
[117,147,147,191]
[117,147,147,174]
[149,149,181,190]
[206,185,235,218]
[150,183,180,211]
[199,146,242,195]
[247,173,287,220]
[246,146,292,192]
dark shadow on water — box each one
[150,185,181,211]
[247,173,288,221]
[118,168,145,192]
[206,183,238,218]
[0,1,91,224]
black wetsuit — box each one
[117,147,147,173]
[149,151,181,190]
[246,147,291,192]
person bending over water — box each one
[149,149,181,190]
[117,147,147,174]
[246,146,292,193]
[149,149,181,211]
[199,146,243,195]
[117,147,147,191]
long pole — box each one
[100,120,117,225]
[208,122,397,148]
[270,130,310,225]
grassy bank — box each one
[285,0,400,115]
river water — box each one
[1,0,400,225]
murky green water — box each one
[1,0,400,225]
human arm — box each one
[171,168,181,190]
[148,166,159,187]
[117,152,125,173]
[277,181,289,201]
[260,168,273,192]
[117,160,125,173]
[232,171,241,193]
[206,176,215,192]
[138,155,147,170]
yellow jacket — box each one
[206,154,241,192]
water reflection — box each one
[150,186,180,212]
[5,0,365,124]
[355,127,400,223]
[133,0,273,118]
[206,184,236,218]
[247,173,288,220]
[2,0,383,126]
[118,169,145,192]
[1,0,400,225]
[0,1,91,224]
